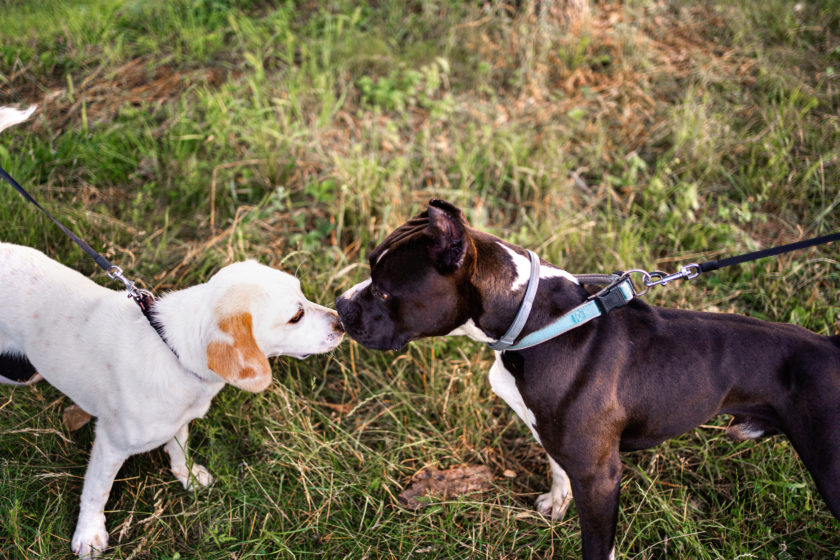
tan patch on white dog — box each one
[206,312,271,392]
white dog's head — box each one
[158,261,343,392]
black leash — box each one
[0,164,157,319]
[1,166,112,272]
[698,232,840,273]
[631,231,840,294]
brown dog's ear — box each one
[206,312,272,392]
[427,200,467,273]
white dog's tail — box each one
[1,105,40,386]
[0,105,36,134]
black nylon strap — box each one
[1,164,174,348]
[0,165,114,273]
[699,232,840,273]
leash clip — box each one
[645,263,700,289]
[107,265,156,309]
[621,263,699,297]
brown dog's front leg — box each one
[569,453,622,560]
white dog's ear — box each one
[206,312,272,392]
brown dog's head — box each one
[335,199,478,350]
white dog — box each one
[0,244,344,557]
[0,107,344,558]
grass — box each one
[1,0,839,558]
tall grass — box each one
[1,1,839,558]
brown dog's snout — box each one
[335,297,360,329]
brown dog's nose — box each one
[335,297,359,328]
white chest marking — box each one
[447,318,495,343]
[488,353,541,444]
[498,243,579,291]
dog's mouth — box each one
[282,335,346,360]
[335,299,409,351]
[343,332,408,352]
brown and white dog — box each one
[336,199,840,560]
[1,103,344,559]
[0,243,343,558]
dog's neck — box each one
[454,231,590,346]
[147,284,223,384]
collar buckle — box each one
[589,276,635,315]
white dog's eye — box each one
[288,308,305,324]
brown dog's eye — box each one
[288,309,305,324]
[370,284,389,301]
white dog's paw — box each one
[174,463,214,491]
[535,486,572,521]
[70,517,108,558]
[188,464,214,489]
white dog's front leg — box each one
[71,435,127,559]
[164,422,213,490]
[535,455,573,521]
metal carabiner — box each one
[620,263,701,297]
[622,269,653,297]
[107,265,156,307]
[644,263,701,288]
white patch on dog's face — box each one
[498,243,579,290]
[488,354,541,444]
[340,278,372,301]
[447,318,495,344]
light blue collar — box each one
[487,252,636,352]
